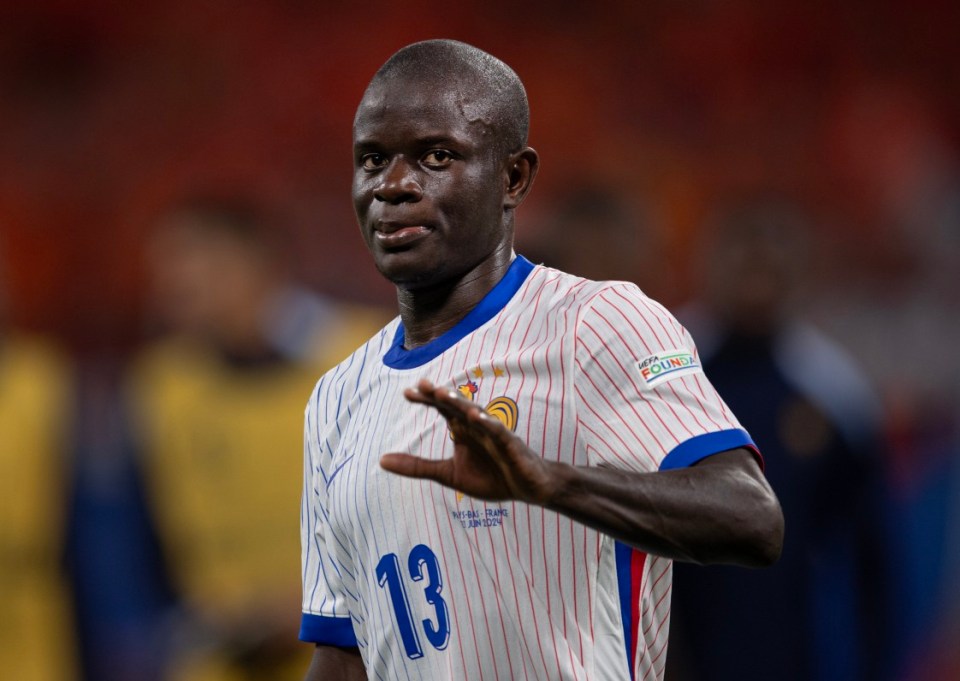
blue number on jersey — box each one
[409,543,450,650]
[376,544,450,659]
[376,552,424,659]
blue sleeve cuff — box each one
[659,428,760,471]
[299,613,357,646]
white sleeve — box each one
[574,283,757,473]
[299,382,357,646]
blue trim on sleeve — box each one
[382,255,535,369]
[299,613,357,646]
[615,541,636,680]
[659,428,757,471]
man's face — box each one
[352,76,511,290]
[147,217,269,342]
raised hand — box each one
[379,379,561,505]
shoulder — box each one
[302,319,398,455]
[526,264,662,320]
[0,332,72,412]
[307,316,399,408]
[1,333,70,383]
[533,266,684,342]
[519,265,690,359]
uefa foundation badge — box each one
[637,349,701,389]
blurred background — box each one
[1,1,957,680]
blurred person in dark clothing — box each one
[125,196,386,681]
[665,198,889,681]
[0,241,78,680]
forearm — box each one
[380,382,783,566]
[305,645,365,681]
[543,448,783,566]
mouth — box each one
[373,223,432,249]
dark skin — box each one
[306,645,365,681]
[350,72,534,349]
[307,59,784,680]
[383,380,781,565]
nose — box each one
[374,158,423,204]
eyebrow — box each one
[354,132,469,150]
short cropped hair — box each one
[369,39,530,157]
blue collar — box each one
[382,256,535,369]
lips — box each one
[374,223,431,249]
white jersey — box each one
[300,256,755,681]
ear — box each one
[503,147,540,210]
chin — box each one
[388,271,447,292]
[374,254,445,290]
[377,262,450,291]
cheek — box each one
[444,168,501,218]
[462,182,506,235]
[352,189,375,244]
[352,182,367,219]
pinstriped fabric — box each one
[301,261,750,680]
[574,282,743,474]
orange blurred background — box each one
[4,0,957,347]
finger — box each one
[441,404,491,438]
[464,406,513,442]
[403,380,457,406]
[432,386,483,414]
[380,453,453,485]
[408,378,444,401]
[407,384,478,418]
[402,387,436,405]
[403,389,474,429]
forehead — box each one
[353,75,495,146]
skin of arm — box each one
[380,379,784,567]
[305,645,366,681]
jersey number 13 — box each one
[376,544,451,659]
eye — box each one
[422,149,455,168]
[361,153,387,171]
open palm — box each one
[380,379,558,505]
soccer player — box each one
[300,39,784,681]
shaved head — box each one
[362,39,530,158]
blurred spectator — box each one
[0,241,78,680]
[125,196,386,681]
[814,85,960,679]
[65,354,174,681]
[911,426,960,681]
[665,198,889,681]
[927,429,960,680]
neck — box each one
[397,248,514,349]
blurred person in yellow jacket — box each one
[0,242,77,681]
[127,196,385,681]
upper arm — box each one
[691,447,784,565]
[693,445,764,476]
[693,446,767,485]
[305,645,365,681]
[574,284,756,472]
